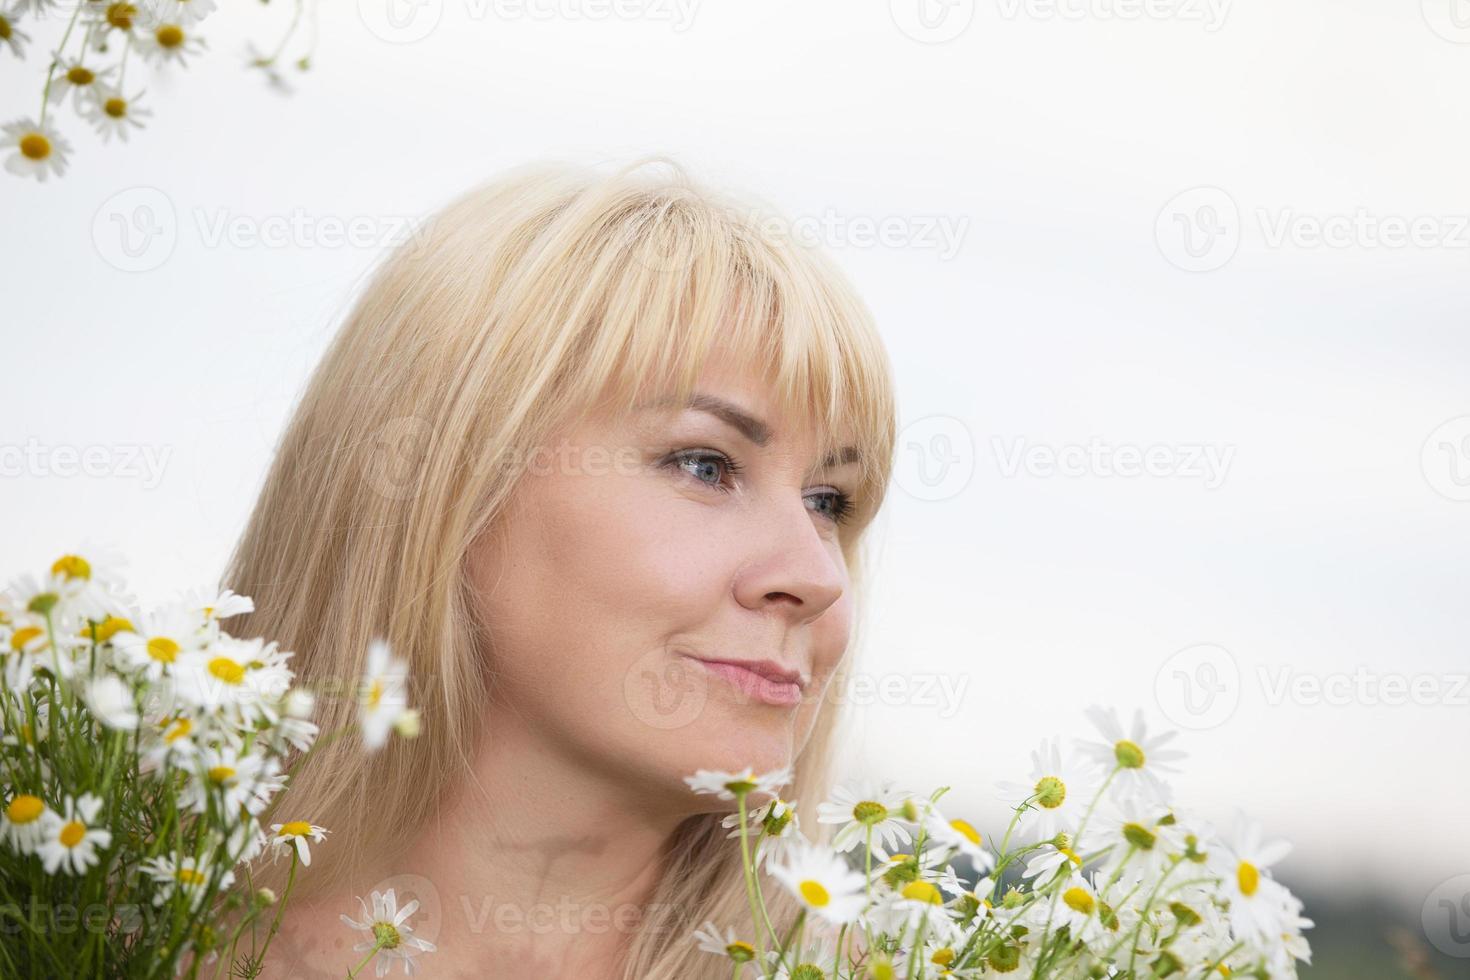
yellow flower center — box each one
[11,626,43,651]
[208,765,236,785]
[66,66,96,85]
[1114,739,1146,768]
[156,24,184,48]
[852,800,887,825]
[176,867,206,885]
[26,591,58,614]
[147,637,180,663]
[1034,775,1066,809]
[724,940,755,962]
[87,615,134,643]
[931,947,956,967]
[949,818,982,847]
[900,880,942,905]
[6,795,44,824]
[104,98,127,118]
[52,554,92,579]
[164,718,192,744]
[1237,860,1259,897]
[1122,822,1157,850]
[367,678,384,708]
[371,922,402,949]
[1062,886,1096,916]
[59,820,86,848]
[278,821,312,838]
[208,657,246,684]
[0,16,11,41]
[106,3,136,29]
[798,879,830,907]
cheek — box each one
[470,470,738,708]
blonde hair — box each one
[223,157,897,978]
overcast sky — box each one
[3,0,1467,913]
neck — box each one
[275,720,690,979]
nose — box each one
[731,496,846,624]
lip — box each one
[684,655,808,707]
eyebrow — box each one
[640,392,861,469]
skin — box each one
[266,348,862,978]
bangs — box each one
[548,167,897,533]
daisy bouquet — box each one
[685,709,1313,979]
[0,551,422,978]
[2,0,314,181]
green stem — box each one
[38,2,84,126]
[345,940,386,979]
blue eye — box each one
[805,489,855,525]
[666,450,742,490]
[663,449,856,526]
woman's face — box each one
[466,350,858,812]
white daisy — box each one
[172,635,292,725]
[339,888,438,977]
[359,639,411,752]
[1,9,30,58]
[1,118,69,181]
[1050,874,1107,945]
[140,853,233,909]
[995,736,1102,845]
[768,839,868,926]
[133,17,205,67]
[1209,813,1295,944]
[112,604,206,681]
[81,85,151,143]
[816,777,914,862]
[269,820,328,866]
[690,920,756,964]
[36,793,112,874]
[180,587,254,631]
[764,937,838,980]
[47,57,115,110]
[1,793,52,853]
[180,747,282,816]
[1019,840,1086,890]
[919,803,994,872]
[684,764,792,802]
[1090,797,1187,889]
[1075,705,1186,806]
[720,795,801,870]
[863,876,963,947]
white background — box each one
[3,0,1468,927]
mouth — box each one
[683,655,807,708]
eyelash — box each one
[662,449,856,526]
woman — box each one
[225,157,898,978]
